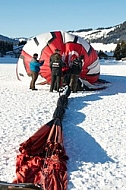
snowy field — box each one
[0,58,126,190]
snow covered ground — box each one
[0,58,126,190]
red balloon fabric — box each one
[13,119,68,190]
[16,31,100,85]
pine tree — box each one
[121,41,126,58]
[114,43,121,60]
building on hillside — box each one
[98,51,115,60]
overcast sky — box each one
[1,0,126,38]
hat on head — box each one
[33,53,38,57]
[55,48,61,52]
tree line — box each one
[0,40,26,56]
[114,41,126,60]
[0,41,13,56]
[0,40,126,60]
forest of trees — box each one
[0,39,126,60]
[0,41,13,56]
[0,40,27,56]
[114,41,126,60]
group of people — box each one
[29,49,84,93]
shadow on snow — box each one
[63,96,114,171]
[62,74,126,173]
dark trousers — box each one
[69,74,79,92]
[50,75,61,92]
[30,71,38,89]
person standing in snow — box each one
[29,53,44,90]
[69,55,84,93]
[49,49,66,92]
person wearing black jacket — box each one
[69,55,84,93]
[50,49,66,92]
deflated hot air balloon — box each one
[16,31,100,87]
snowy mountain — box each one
[0,34,27,45]
[70,21,126,44]
[70,21,126,52]
[0,34,18,45]
[0,21,126,52]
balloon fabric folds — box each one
[13,86,71,190]
[16,31,100,85]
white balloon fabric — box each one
[16,31,100,85]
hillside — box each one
[1,21,126,44]
[0,35,27,45]
[0,21,126,52]
[70,21,126,44]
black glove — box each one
[40,60,44,65]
